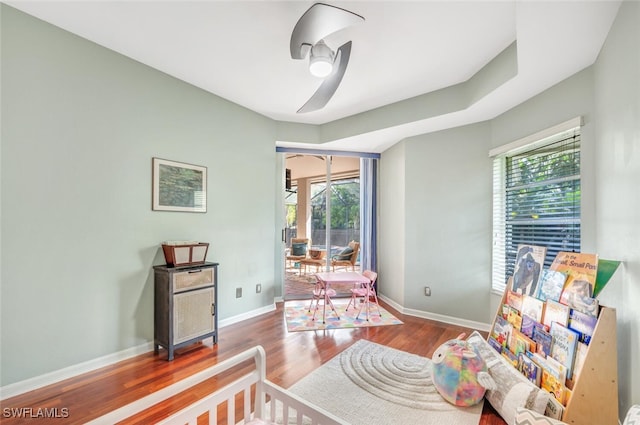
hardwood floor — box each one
[1,300,506,425]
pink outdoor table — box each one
[313,271,371,323]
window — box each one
[491,124,581,293]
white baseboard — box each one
[1,303,278,400]
[218,303,277,328]
[1,299,486,400]
[379,295,492,332]
[0,341,153,400]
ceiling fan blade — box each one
[297,41,351,114]
[290,3,364,60]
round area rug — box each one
[339,340,455,410]
[288,340,484,425]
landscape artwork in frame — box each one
[152,157,207,212]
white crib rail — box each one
[86,345,345,425]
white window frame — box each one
[490,117,582,294]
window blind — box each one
[492,127,581,293]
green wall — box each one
[1,5,277,386]
[592,0,640,414]
[2,2,639,417]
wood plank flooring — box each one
[1,300,506,425]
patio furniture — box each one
[299,248,326,275]
[331,241,360,272]
[286,238,310,270]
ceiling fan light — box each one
[309,40,334,78]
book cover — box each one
[545,395,565,419]
[501,303,510,319]
[543,299,570,328]
[541,355,568,404]
[568,308,598,345]
[506,290,523,312]
[519,353,542,386]
[509,329,530,357]
[566,294,600,317]
[544,355,568,383]
[520,314,537,338]
[488,336,503,353]
[550,252,598,306]
[512,244,547,296]
[536,269,567,302]
[501,347,519,367]
[521,295,545,322]
[507,306,523,330]
[532,325,553,357]
[532,320,550,334]
[550,322,580,380]
[492,316,513,347]
[571,342,589,383]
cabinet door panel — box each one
[173,287,214,344]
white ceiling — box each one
[7,1,621,153]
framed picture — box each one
[152,157,207,212]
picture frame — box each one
[152,157,207,212]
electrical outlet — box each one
[256,283,262,293]
[424,286,431,296]
[236,287,242,298]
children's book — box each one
[541,355,568,404]
[521,295,545,322]
[571,342,589,383]
[506,290,523,312]
[543,299,570,328]
[501,347,519,367]
[519,353,542,386]
[549,252,598,306]
[545,395,565,419]
[500,303,510,319]
[520,314,537,338]
[550,322,580,380]
[509,329,530,357]
[566,294,600,317]
[488,336,503,353]
[492,316,513,348]
[512,244,547,296]
[507,306,523,330]
[568,308,598,345]
[536,269,567,302]
[532,325,553,357]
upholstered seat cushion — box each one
[333,246,353,260]
[291,243,307,256]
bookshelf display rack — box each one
[489,279,619,425]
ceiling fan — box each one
[290,3,365,113]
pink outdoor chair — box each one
[346,270,381,320]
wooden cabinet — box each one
[153,262,218,360]
[491,279,619,425]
